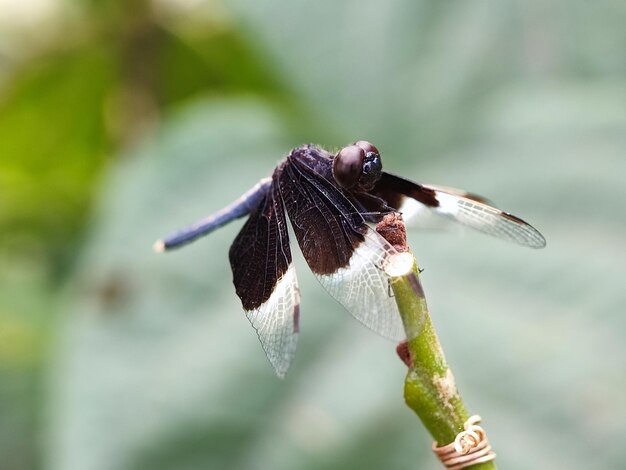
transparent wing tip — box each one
[530,228,547,249]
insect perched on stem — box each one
[155,141,545,376]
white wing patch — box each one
[246,265,300,378]
[398,197,450,230]
[315,229,406,341]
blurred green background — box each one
[1,1,625,469]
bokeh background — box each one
[1,1,625,469]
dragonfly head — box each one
[332,140,382,192]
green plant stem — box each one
[391,258,497,470]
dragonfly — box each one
[155,141,545,376]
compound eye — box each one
[333,145,365,189]
[354,140,379,156]
[359,152,383,191]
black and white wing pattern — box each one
[279,153,405,342]
[374,173,546,248]
[228,178,300,378]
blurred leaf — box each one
[0,45,117,273]
[0,274,57,470]
[230,0,626,159]
[158,28,285,105]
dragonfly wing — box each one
[374,172,546,248]
[229,178,300,377]
[279,157,406,341]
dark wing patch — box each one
[280,157,405,340]
[373,172,439,210]
[279,158,365,275]
[229,182,290,310]
[228,177,300,377]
